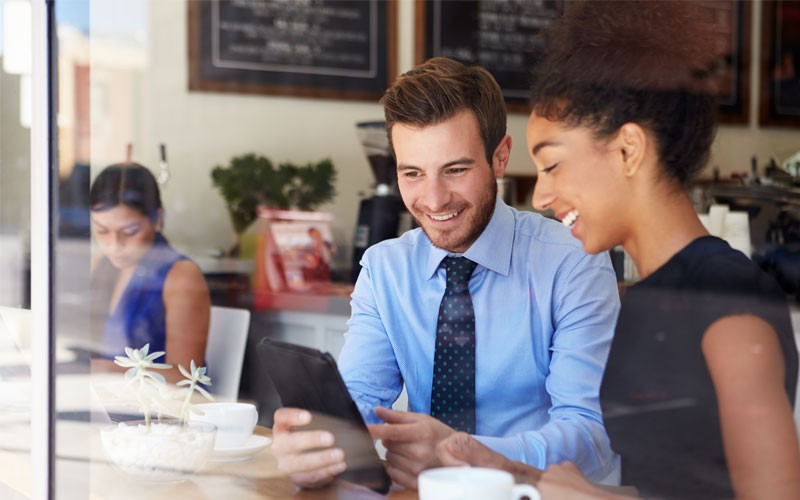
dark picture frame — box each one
[188,0,397,102]
[707,0,751,124]
[415,0,750,120]
[760,0,800,127]
[415,0,566,113]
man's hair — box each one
[380,57,507,164]
[90,163,162,222]
[529,0,720,187]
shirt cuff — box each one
[472,434,545,469]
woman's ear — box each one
[617,123,648,177]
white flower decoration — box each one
[114,343,173,385]
[176,360,214,422]
[111,344,215,427]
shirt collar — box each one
[425,196,515,279]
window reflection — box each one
[0,0,795,497]
[0,0,34,497]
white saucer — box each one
[209,435,271,462]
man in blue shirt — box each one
[271,57,620,490]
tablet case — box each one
[256,338,392,494]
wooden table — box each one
[87,426,416,500]
[0,369,417,499]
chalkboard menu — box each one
[418,0,749,121]
[417,0,565,112]
[189,0,396,101]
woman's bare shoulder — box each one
[164,259,208,295]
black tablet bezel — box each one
[256,338,392,494]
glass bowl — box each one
[100,419,217,482]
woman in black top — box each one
[434,1,800,498]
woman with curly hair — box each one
[435,2,800,498]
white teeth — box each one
[562,209,580,229]
[430,211,459,221]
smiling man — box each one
[271,57,621,490]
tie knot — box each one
[443,257,477,290]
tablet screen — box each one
[256,338,391,494]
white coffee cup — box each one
[190,402,258,449]
[419,467,541,500]
[708,204,730,237]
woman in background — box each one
[435,1,800,498]
[90,163,210,382]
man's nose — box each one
[423,177,451,212]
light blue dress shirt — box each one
[337,197,620,481]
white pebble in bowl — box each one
[100,420,216,482]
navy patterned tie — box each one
[431,256,478,433]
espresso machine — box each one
[706,152,800,300]
[351,121,407,282]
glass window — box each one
[4,0,799,497]
[0,0,35,497]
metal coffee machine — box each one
[706,153,800,299]
[351,121,406,282]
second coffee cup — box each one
[419,467,540,500]
[191,402,258,449]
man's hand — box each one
[270,408,346,489]
[436,432,543,485]
[367,406,455,489]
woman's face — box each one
[527,111,630,255]
[91,204,159,269]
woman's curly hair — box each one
[530,0,721,187]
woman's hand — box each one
[435,432,542,486]
[538,462,619,499]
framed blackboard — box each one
[188,0,397,101]
[760,0,800,127]
[417,0,750,120]
[704,0,751,124]
[416,0,566,113]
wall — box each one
[115,1,800,269]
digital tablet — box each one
[256,338,392,494]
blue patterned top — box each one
[93,233,187,360]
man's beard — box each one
[414,177,497,253]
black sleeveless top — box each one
[601,236,798,499]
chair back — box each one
[205,306,251,401]
[0,306,31,351]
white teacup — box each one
[190,402,258,449]
[419,467,540,500]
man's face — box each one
[393,110,508,253]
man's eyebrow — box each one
[441,157,475,169]
[532,140,562,156]
[397,157,476,171]
[397,164,420,171]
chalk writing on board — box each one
[212,0,378,78]
[188,0,395,101]
[423,0,565,102]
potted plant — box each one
[211,153,337,235]
[99,344,217,482]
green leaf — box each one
[211,154,337,233]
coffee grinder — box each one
[351,121,406,282]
